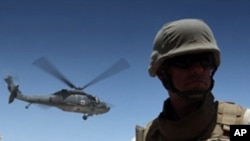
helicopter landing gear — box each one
[82,114,92,120]
[83,115,88,120]
[25,103,32,109]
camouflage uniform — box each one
[136,96,249,141]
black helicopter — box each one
[4,57,129,120]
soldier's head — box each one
[148,19,220,101]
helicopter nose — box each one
[106,105,110,112]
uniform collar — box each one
[157,93,217,140]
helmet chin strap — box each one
[161,69,216,102]
[162,78,214,102]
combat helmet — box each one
[149,19,220,77]
[149,19,221,101]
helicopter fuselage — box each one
[17,90,109,114]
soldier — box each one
[135,19,250,141]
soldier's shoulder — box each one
[135,118,159,141]
[217,101,250,124]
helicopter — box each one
[4,57,130,120]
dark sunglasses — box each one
[165,53,215,69]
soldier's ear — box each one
[156,64,173,81]
[156,67,165,80]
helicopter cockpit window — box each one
[95,97,100,103]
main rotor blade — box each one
[33,57,77,89]
[81,58,130,89]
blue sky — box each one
[0,0,250,141]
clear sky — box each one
[0,0,250,141]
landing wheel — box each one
[83,115,88,120]
[25,103,32,109]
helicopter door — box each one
[77,96,86,105]
[80,99,86,105]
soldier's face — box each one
[167,53,214,92]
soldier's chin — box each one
[184,89,208,101]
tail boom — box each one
[4,76,21,104]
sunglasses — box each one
[166,53,215,69]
